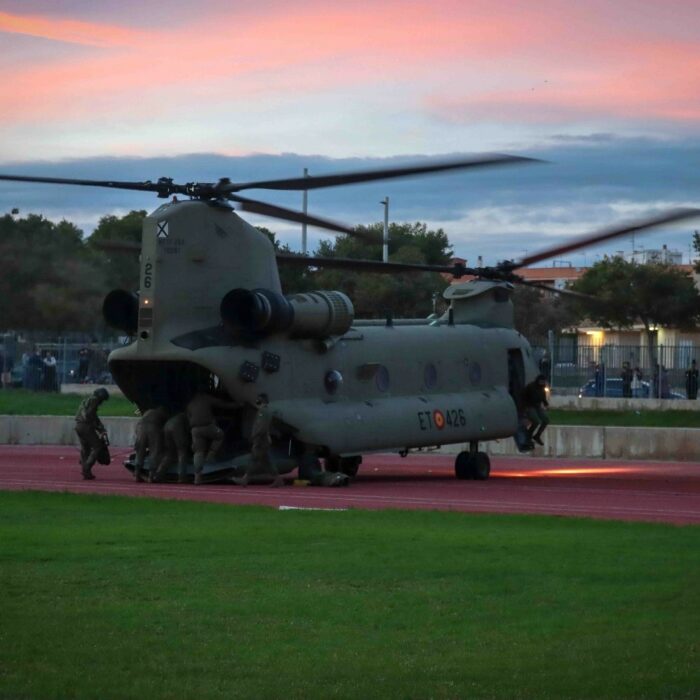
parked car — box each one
[578,377,685,399]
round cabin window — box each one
[324,370,343,395]
[424,363,437,389]
[375,365,390,392]
[469,362,482,386]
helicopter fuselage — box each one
[105,199,537,474]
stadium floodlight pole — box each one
[381,196,390,262]
[301,168,309,254]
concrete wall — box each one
[0,415,698,461]
[0,416,137,447]
[441,425,700,461]
[550,396,700,411]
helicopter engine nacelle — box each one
[103,289,139,335]
[220,288,354,338]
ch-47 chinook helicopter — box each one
[1,158,697,484]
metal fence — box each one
[1,335,122,391]
[2,331,699,399]
[532,339,698,399]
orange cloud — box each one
[2,1,700,139]
[0,3,564,126]
[0,10,147,48]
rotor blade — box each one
[226,154,541,192]
[516,279,598,301]
[229,194,370,238]
[510,208,700,269]
[276,254,477,276]
[0,173,183,196]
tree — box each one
[571,257,700,362]
[0,214,106,331]
[511,285,578,341]
[87,210,147,291]
[310,222,452,318]
[693,231,700,273]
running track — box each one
[1,445,699,525]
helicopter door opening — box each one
[109,360,220,411]
[507,349,525,410]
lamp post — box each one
[301,168,309,254]
[381,196,389,263]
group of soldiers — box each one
[74,388,282,485]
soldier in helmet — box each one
[74,387,110,480]
[152,412,191,483]
[187,392,239,485]
[133,406,169,482]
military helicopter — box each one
[0,159,696,484]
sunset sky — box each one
[1,0,699,263]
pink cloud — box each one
[0,10,147,48]
[0,4,570,126]
[2,1,700,135]
[424,36,700,124]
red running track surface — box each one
[1,445,699,525]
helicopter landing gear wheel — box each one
[454,450,490,480]
[471,452,490,480]
[325,455,362,478]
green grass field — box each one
[0,389,699,427]
[0,389,137,417]
[0,491,698,699]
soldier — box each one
[522,374,550,447]
[153,412,191,483]
[686,359,699,400]
[74,387,110,480]
[234,395,283,487]
[620,361,633,399]
[187,392,239,485]
[133,406,168,482]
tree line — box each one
[1,211,698,341]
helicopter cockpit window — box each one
[424,363,437,389]
[375,365,390,392]
[324,370,343,395]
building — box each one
[444,257,700,371]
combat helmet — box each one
[93,387,110,401]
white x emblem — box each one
[157,221,169,239]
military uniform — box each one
[236,403,283,487]
[75,388,110,480]
[187,393,238,485]
[134,407,168,481]
[686,362,699,400]
[522,375,550,446]
[154,412,191,482]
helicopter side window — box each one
[469,362,482,385]
[324,370,343,395]
[376,365,390,392]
